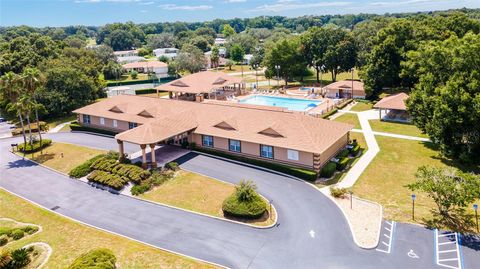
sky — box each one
[1,0,479,27]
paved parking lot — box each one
[0,122,14,139]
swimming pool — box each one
[239,95,322,111]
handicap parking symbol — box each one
[407,249,419,259]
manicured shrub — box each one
[194,147,317,181]
[131,182,152,196]
[330,187,349,198]
[17,139,52,153]
[69,121,118,136]
[112,164,151,184]
[337,157,350,171]
[69,154,106,178]
[67,248,116,269]
[0,235,7,246]
[165,162,179,171]
[10,229,24,240]
[321,108,338,119]
[336,149,350,158]
[87,170,129,190]
[22,226,38,235]
[222,180,267,219]
[350,144,361,156]
[320,162,337,178]
[90,157,118,172]
[10,248,30,268]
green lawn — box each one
[45,114,76,130]
[333,113,361,129]
[139,170,276,227]
[352,136,479,229]
[24,142,106,174]
[0,190,215,268]
[369,120,428,138]
[105,73,150,83]
[350,101,373,112]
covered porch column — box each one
[150,143,157,168]
[117,139,124,162]
[140,144,147,169]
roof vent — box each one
[109,106,123,113]
[214,121,236,130]
[171,80,188,87]
[258,127,284,138]
[137,110,154,118]
[213,77,227,85]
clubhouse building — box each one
[73,95,353,174]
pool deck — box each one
[227,93,336,117]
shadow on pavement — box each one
[174,152,304,181]
[7,158,38,169]
[461,233,480,251]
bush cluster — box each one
[330,187,349,198]
[90,157,151,184]
[0,225,39,244]
[87,170,129,190]
[337,157,350,171]
[164,162,179,171]
[321,108,338,119]
[131,169,175,196]
[336,149,350,158]
[350,144,360,156]
[1,247,33,269]
[69,121,118,136]
[68,248,116,269]
[69,154,106,178]
[320,162,337,178]
[17,139,52,153]
[194,147,317,181]
[222,180,267,219]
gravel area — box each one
[334,195,382,248]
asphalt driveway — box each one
[1,132,478,268]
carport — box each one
[114,117,197,168]
[373,92,411,122]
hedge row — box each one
[321,108,338,119]
[106,78,153,86]
[11,121,47,136]
[70,121,118,136]
[68,248,116,269]
[336,99,353,109]
[134,88,167,95]
[87,170,129,190]
[90,157,151,184]
[17,139,52,153]
[320,162,337,178]
[193,147,317,181]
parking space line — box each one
[434,229,463,269]
[376,220,395,254]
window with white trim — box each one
[113,120,118,128]
[202,135,214,147]
[229,139,241,152]
[260,145,273,159]
[100,117,105,125]
[128,122,137,129]
[287,149,299,161]
[82,115,91,125]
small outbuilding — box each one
[122,61,169,78]
[324,80,365,99]
[373,92,411,122]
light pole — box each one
[411,194,416,221]
[350,67,355,100]
[320,64,325,96]
[253,64,259,89]
[275,65,280,87]
[474,204,478,232]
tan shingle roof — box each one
[73,95,352,154]
[325,80,365,96]
[373,93,409,110]
[155,71,243,94]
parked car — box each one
[0,117,5,123]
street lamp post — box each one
[275,65,280,87]
[474,204,478,232]
[411,194,416,220]
[320,65,325,96]
[253,64,259,89]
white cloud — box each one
[158,4,213,10]
[251,1,352,12]
[224,0,247,3]
[75,0,142,3]
[139,1,155,5]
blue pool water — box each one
[239,95,322,111]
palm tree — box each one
[22,68,45,147]
[18,94,35,146]
[0,72,27,148]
